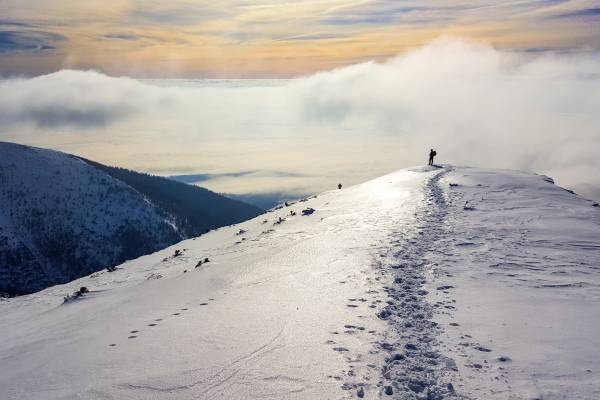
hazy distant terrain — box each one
[83,160,263,237]
[169,173,304,209]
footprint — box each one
[155,318,162,322]
[130,330,139,334]
[128,335,137,339]
[199,303,208,306]
[181,308,188,311]
[109,343,116,347]
[148,323,157,327]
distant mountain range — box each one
[0,142,263,295]
[82,159,264,237]
[168,173,307,210]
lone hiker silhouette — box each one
[428,149,437,166]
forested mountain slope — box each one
[0,142,262,295]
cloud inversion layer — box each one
[0,70,169,128]
[1,38,599,200]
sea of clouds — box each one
[1,37,599,200]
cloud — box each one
[1,37,600,201]
[321,4,431,25]
[320,2,461,26]
[0,69,171,128]
[223,191,310,210]
[170,170,306,184]
[170,170,311,201]
[0,20,36,28]
[99,34,144,41]
[290,37,600,199]
[127,5,227,26]
[277,32,347,41]
[555,7,600,18]
[0,30,65,52]
[170,171,260,183]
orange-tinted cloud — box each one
[1,0,599,77]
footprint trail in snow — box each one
[1,165,599,400]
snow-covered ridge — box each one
[0,142,262,296]
[0,141,185,295]
[1,165,598,399]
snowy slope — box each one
[1,165,599,399]
[427,168,600,399]
[0,142,263,296]
[0,142,182,295]
[81,159,263,238]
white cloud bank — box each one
[1,37,600,200]
[0,70,166,128]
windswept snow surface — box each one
[1,165,599,399]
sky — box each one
[1,2,599,206]
[1,0,600,77]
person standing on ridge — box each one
[428,149,437,165]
